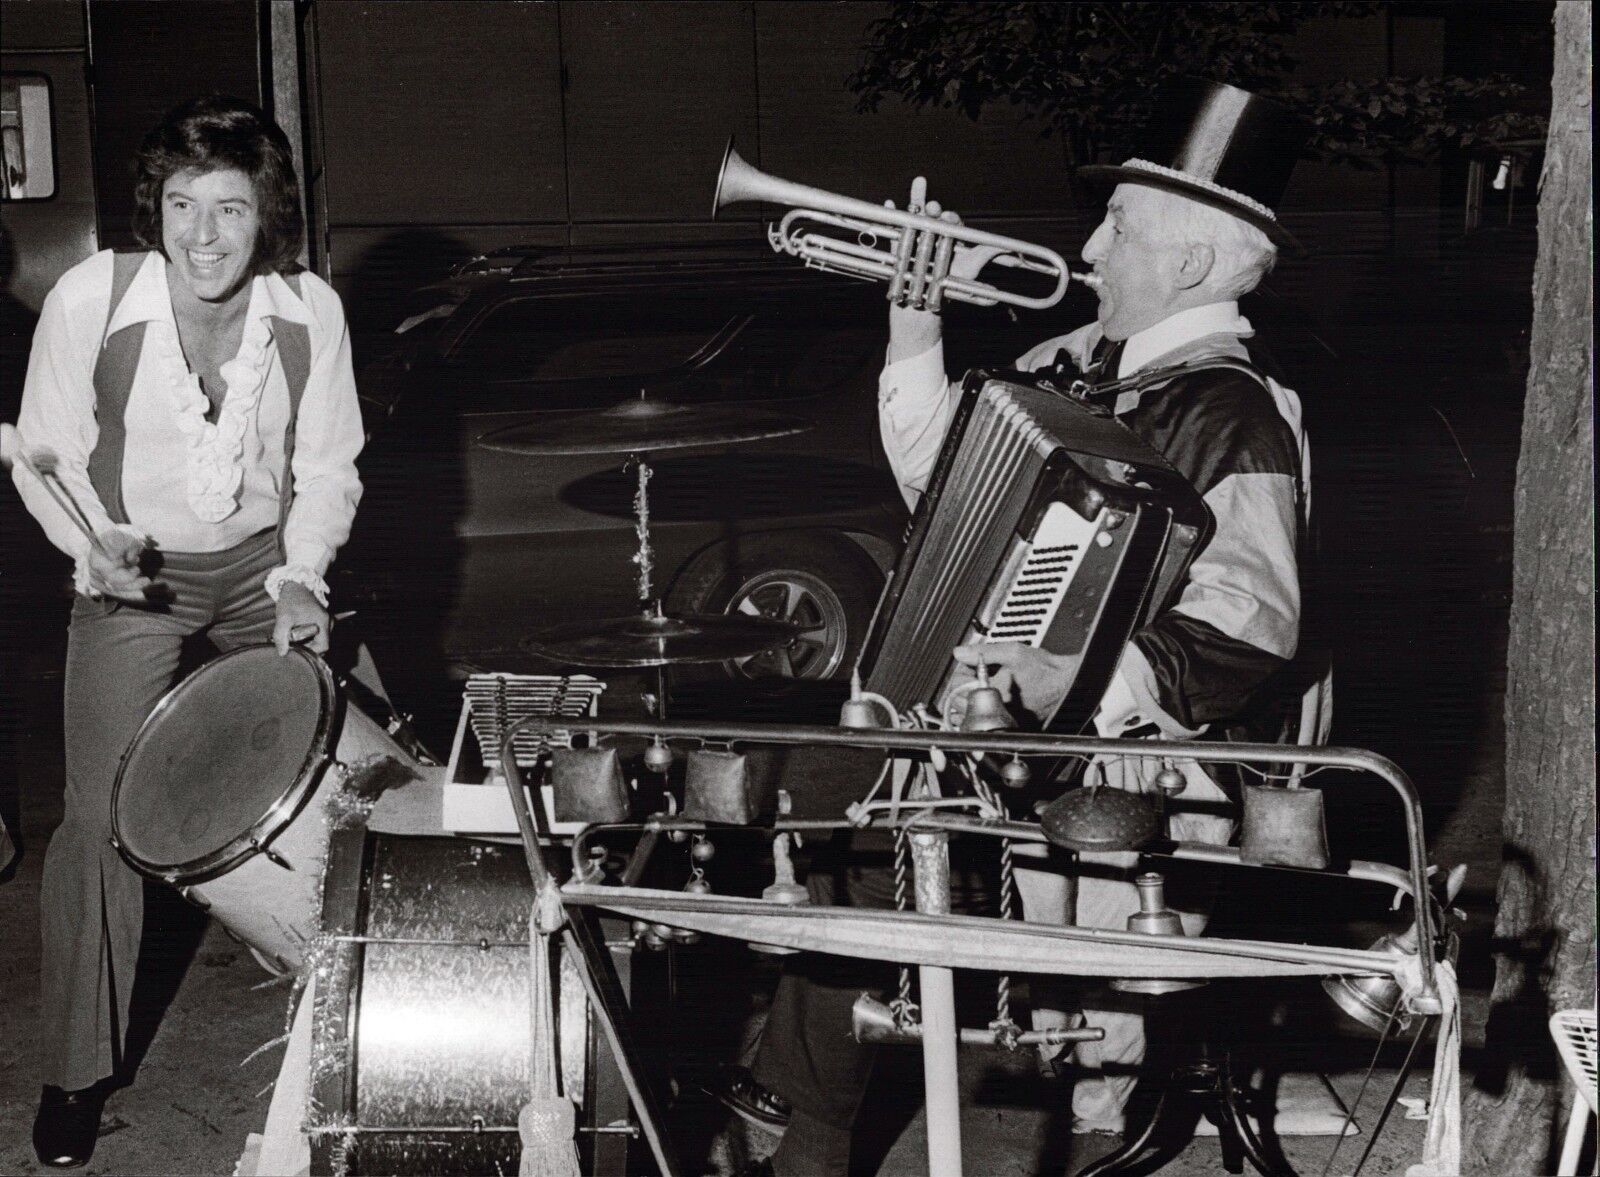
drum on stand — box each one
[110,644,422,975]
[305,830,604,1176]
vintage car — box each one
[345,243,939,706]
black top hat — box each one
[1079,79,1310,253]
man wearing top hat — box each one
[722,81,1318,1175]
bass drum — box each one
[110,644,422,975]
[305,830,596,1176]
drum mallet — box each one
[1,423,111,557]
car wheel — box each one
[668,535,883,683]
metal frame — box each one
[501,715,1446,1177]
[505,715,1441,1002]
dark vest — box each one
[87,251,312,549]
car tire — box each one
[667,534,884,684]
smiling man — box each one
[12,95,361,1167]
[731,81,1318,1177]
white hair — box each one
[1135,184,1278,298]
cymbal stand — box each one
[1074,987,1293,1177]
[625,451,670,719]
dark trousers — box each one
[751,838,901,1131]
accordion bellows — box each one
[860,373,1212,732]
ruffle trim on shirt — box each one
[153,314,275,523]
[265,563,330,606]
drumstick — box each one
[287,611,357,645]
[1,426,109,556]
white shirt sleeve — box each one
[11,271,120,565]
[877,338,957,511]
[271,279,364,595]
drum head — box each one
[113,646,336,880]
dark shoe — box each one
[32,1083,109,1168]
[706,1065,791,1130]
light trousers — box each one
[1012,756,1235,1126]
[40,532,278,1089]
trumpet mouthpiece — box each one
[1074,271,1104,290]
[0,423,18,471]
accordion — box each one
[858,371,1212,733]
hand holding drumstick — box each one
[2,422,164,603]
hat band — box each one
[1122,158,1277,222]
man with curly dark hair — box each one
[11,94,362,1168]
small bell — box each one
[689,838,716,864]
[648,922,679,948]
[643,737,674,773]
[1111,872,1206,995]
[839,670,890,728]
[752,832,807,955]
[1001,755,1031,789]
[1154,761,1186,796]
[840,697,885,728]
[959,663,1013,733]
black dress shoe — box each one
[706,1065,791,1130]
[33,1083,109,1168]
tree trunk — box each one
[1463,3,1595,1173]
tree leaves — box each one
[847,1,1546,170]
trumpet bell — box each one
[713,137,757,217]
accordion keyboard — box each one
[860,374,1211,730]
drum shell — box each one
[183,702,413,974]
[307,831,590,1176]
[109,645,419,975]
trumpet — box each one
[713,139,1100,313]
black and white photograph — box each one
[0,2,1591,1175]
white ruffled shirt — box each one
[12,250,364,602]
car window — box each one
[676,323,881,404]
[439,283,890,412]
[451,297,726,379]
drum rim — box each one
[110,644,338,884]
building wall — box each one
[85,0,262,249]
[305,1,1447,333]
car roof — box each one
[417,240,871,303]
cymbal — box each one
[477,397,812,456]
[523,610,803,668]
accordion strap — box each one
[1052,355,1270,411]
